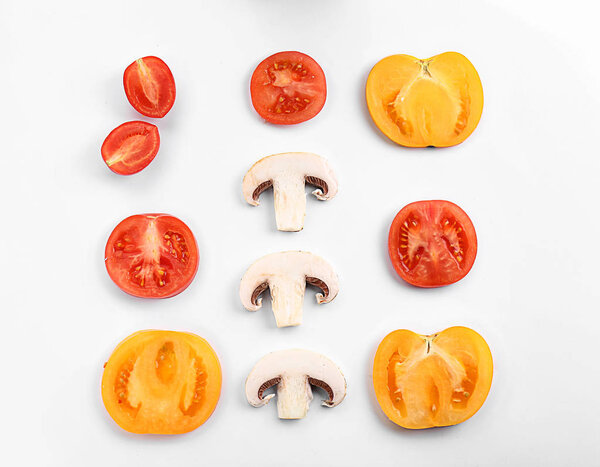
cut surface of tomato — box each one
[101,121,159,175]
[250,51,326,125]
[366,52,483,147]
[373,327,493,429]
[123,56,176,118]
[105,214,199,298]
[102,330,222,434]
[388,200,477,287]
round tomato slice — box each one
[105,214,199,298]
[388,200,477,287]
[250,51,326,125]
[123,56,176,118]
[373,327,493,429]
[102,330,222,434]
[101,121,159,175]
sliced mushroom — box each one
[242,152,338,232]
[245,349,347,419]
[239,251,339,327]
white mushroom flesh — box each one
[242,152,338,232]
[239,251,339,327]
[273,174,306,233]
[245,349,347,419]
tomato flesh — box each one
[123,56,176,118]
[388,200,477,287]
[250,51,326,125]
[102,330,222,434]
[101,121,159,175]
[366,52,484,147]
[373,327,493,429]
[105,214,199,298]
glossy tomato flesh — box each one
[388,200,477,287]
[105,214,198,298]
[250,51,326,125]
[102,330,222,434]
[373,327,493,429]
[366,52,484,147]
[101,121,159,175]
[123,56,176,118]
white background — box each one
[2,0,599,465]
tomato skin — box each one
[105,214,199,298]
[101,121,159,175]
[250,51,327,125]
[123,56,176,118]
[388,200,477,287]
[102,330,222,434]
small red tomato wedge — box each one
[105,214,199,298]
[101,121,159,175]
[250,51,326,125]
[123,56,176,118]
[388,200,477,287]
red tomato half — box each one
[123,56,176,118]
[250,51,326,125]
[388,200,477,287]
[105,214,199,298]
[101,121,159,175]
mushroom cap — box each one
[239,251,339,312]
[242,152,338,206]
[245,349,347,408]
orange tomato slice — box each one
[102,330,221,434]
[366,52,483,147]
[373,327,493,429]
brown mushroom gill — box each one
[256,376,335,404]
[252,180,273,201]
[257,377,282,400]
[308,377,335,404]
[306,276,329,298]
[251,277,329,306]
[250,282,269,306]
[251,176,329,202]
[305,176,328,196]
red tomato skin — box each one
[123,56,176,118]
[105,214,199,299]
[101,121,160,175]
[388,200,477,288]
[250,51,327,125]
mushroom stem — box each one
[277,375,313,419]
[273,176,306,232]
[270,276,307,327]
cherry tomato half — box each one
[388,200,477,287]
[101,121,159,175]
[105,214,199,298]
[250,51,326,125]
[123,56,176,118]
